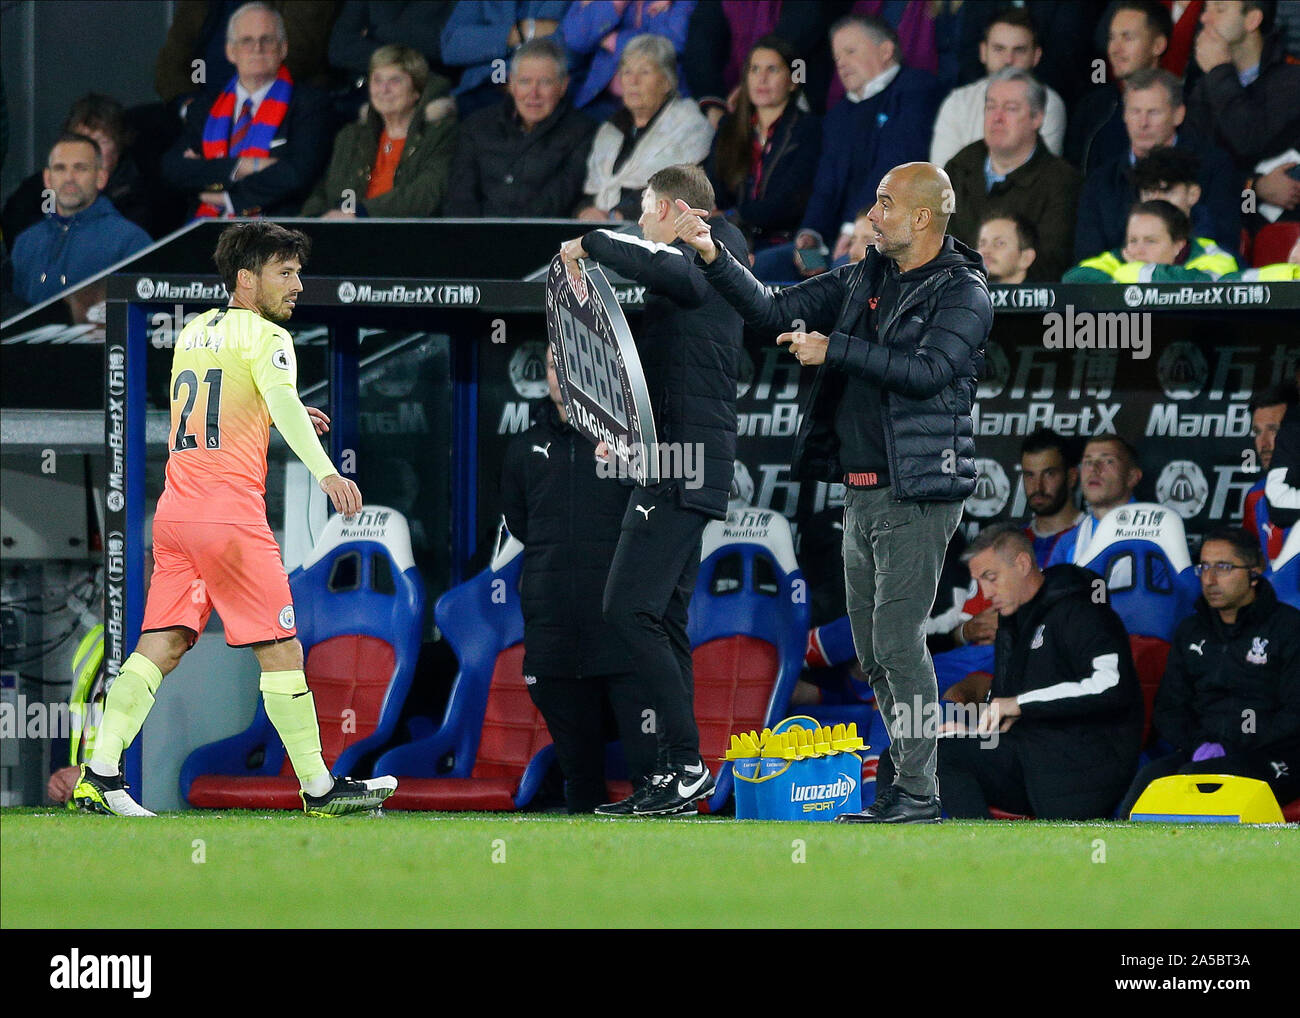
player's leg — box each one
[194,521,396,814]
[599,487,710,815]
[76,520,209,816]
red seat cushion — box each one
[1129,635,1171,745]
[384,778,520,811]
[470,644,552,781]
[693,635,779,775]
[1283,799,1300,824]
[188,775,302,810]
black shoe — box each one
[836,786,941,824]
[594,778,660,816]
[300,775,397,816]
[632,761,716,817]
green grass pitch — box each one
[2,809,1296,928]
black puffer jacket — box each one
[582,218,748,519]
[699,234,991,501]
[500,402,633,677]
[1153,579,1300,754]
[994,564,1144,769]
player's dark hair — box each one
[49,131,102,166]
[1248,381,1300,414]
[647,164,715,216]
[1200,526,1264,572]
[1129,199,1190,244]
[1085,433,1142,472]
[1109,1,1174,43]
[962,521,1035,565]
[985,6,1039,47]
[979,208,1039,252]
[1132,146,1201,193]
[1020,427,1080,468]
[213,221,311,292]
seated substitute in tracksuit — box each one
[1118,527,1300,817]
[500,349,656,813]
[939,523,1144,820]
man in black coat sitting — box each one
[944,523,1144,820]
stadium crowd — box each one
[7,1,1299,822]
[4,0,1300,308]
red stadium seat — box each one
[1251,222,1300,267]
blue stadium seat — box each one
[375,533,557,811]
[687,506,809,813]
[181,507,425,809]
[1079,502,1198,642]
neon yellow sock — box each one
[260,670,331,796]
[89,652,163,776]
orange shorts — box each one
[142,520,297,647]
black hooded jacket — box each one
[994,564,1144,767]
[1153,579,1300,754]
[500,401,633,677]
[582,219,748,519]
[698,234,992,501]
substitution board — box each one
[545,253,659,486]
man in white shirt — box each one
[930,7,1066,169]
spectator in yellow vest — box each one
[1064,199,1238,282]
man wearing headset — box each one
[1118,525,1300,817]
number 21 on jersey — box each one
[172,368,223,451]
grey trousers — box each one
[842,486,963,798]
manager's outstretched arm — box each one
[673,201,844,336]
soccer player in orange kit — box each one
[74,221,397,817]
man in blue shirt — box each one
[10,133,151,307]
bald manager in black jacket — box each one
[559,163,747,818]
[675,161,993,824]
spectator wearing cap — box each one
[443,36,597,216]
[576,32,713,222]
[10,133,151,307]
[1073,68,1241,260]
[301,45,456,217]
[976,210,1038,285]
[160,2,332,217]
[929,7,1066,169]
[1067,1,1173,174]
[1064,199,1238,282]
[945,68,1080,281]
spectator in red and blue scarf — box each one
[161,2,331,217]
